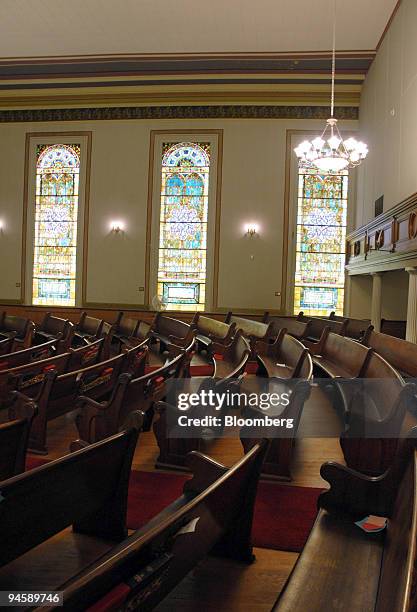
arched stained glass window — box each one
[157,142,210,311]
[33,144,80,306]
[294,167,348,316]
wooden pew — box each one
[0,334,17,357]
[211,331,251,379]
[0,338,58,371]
[74,311,104,345]
[297,314,347,348]
[328,311,373,341]
[151,313,193,351]
[225,312,274,355]
[0,401,36,480]
[9,344,148,454]
[0,312,35,349]
[340,351,415,475]
[73,346,189,446]
[0,428,140,579]
[255,329,312,379]
[263,312,311,340]
[34,312,74,352]
[362,329,417,378]
[191,313,236,352]
[240,378,311,480]
[0,338,108,406]
[113,312,152,348]
[24,441,267,612]
[381,318,406,339]
[311,331,371,380]
[272,434,417,612]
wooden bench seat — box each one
[0,312,34,349]
[0,428,140,588]
[255,329,312,379]
[9,344,148,454]
[74,311,104,345]
[263,312,311,340]
[151,312,193,350]
[29,441,267,612]
[0,338,110,406]
[191,313,236,351]
[311,331,371,381]
[34,312,75,351]
[113,312,151,348]
[297,313,347,346]
[328,312,373,341]
[225,312,274,354]
[273,435,417,612]
[73,346,191,446]
[212,331,251,379]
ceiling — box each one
[0,0,398,114]
[0,0,397,59]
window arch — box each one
[32,144,80,306]
[294,167,348,316]
[157,142,210,311]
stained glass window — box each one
[32,144,80,306]
[157,142,210,312]
[294,167,348,316]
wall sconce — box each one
[245,223,259,237]
[110,220,125,233]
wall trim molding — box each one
[0,105,358,123]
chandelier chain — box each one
[330,0,336,118]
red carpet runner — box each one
[26,457,321,553]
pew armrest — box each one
[184,451,227,494]
[319,461,393,518]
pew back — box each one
[0,339,57,370]
[75,312,104,340]
[225,312,273,341]
[0,312,34,348]
[0,429,139,569]
[0,403,35,480]
[364,330,417,378]
[263,314,311,340]
[44,441,267,611]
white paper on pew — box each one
[175,517,200,536]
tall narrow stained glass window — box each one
[294,168,348,316]
[157,142,210,311]
[33,144,80,306]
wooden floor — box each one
[38,383,345,611]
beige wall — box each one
[0,116,357,312]
[356,0,417,228]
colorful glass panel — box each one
[32,144,80,306]
[157,142,210,311]
[294,168,348,316]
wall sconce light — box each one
[245,223,259,237]
[0,220,4,231]
[110,220,125,233]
